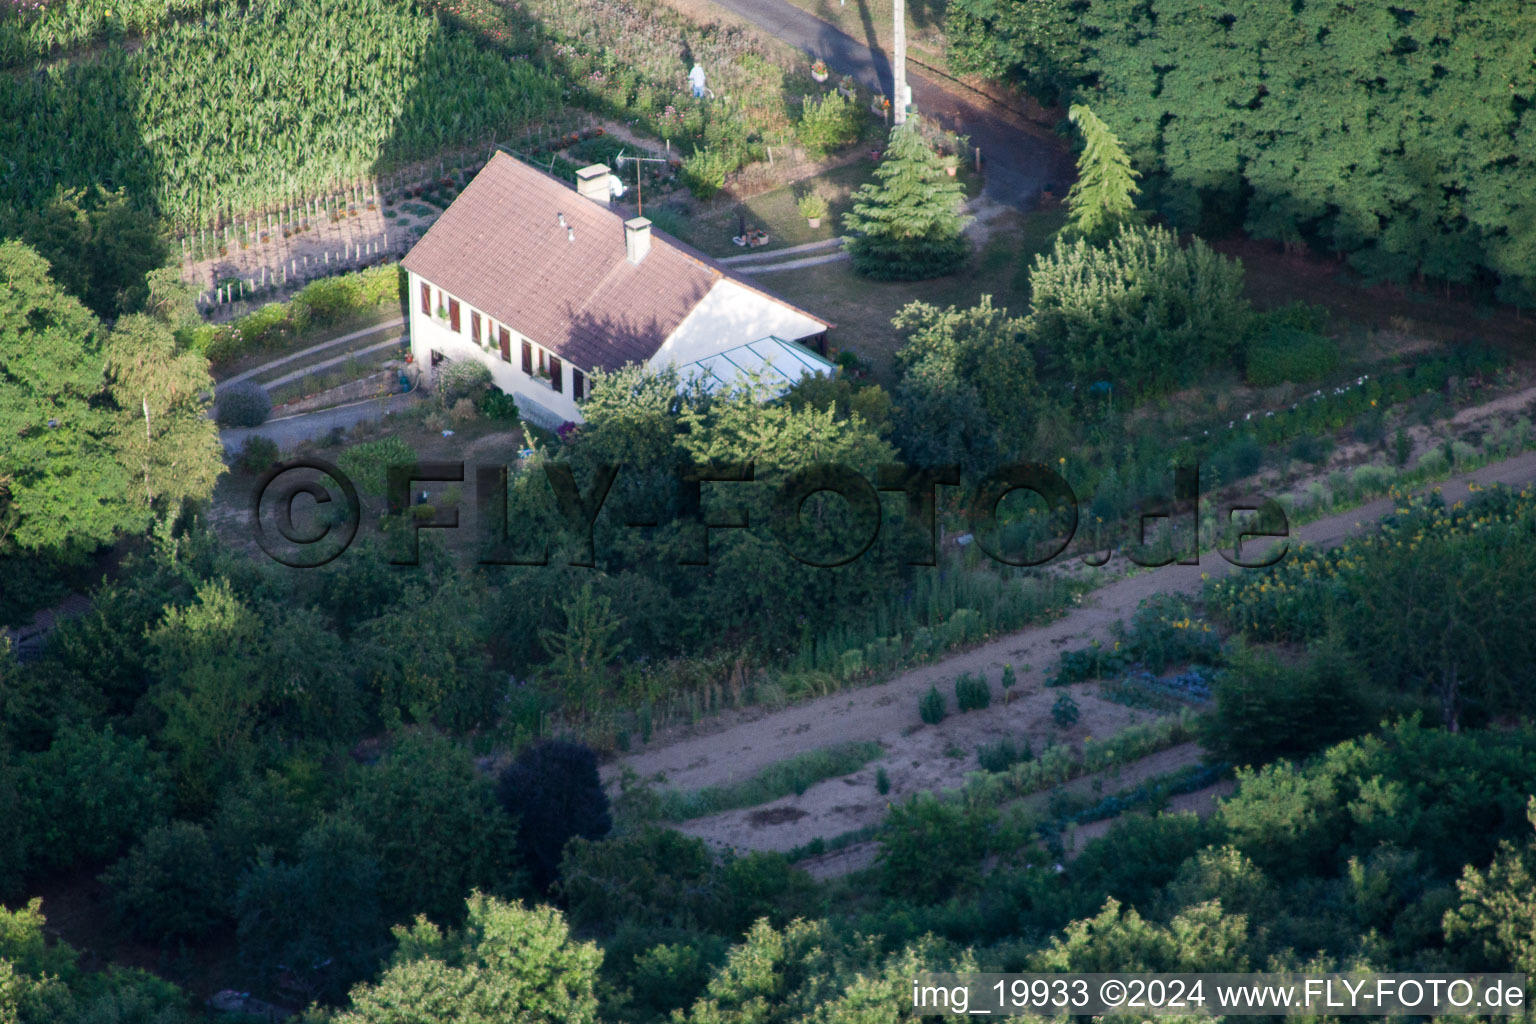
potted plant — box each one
[940,153,960,177]
[796,190,828,228]
[810,58,829,83]
[435,304,448,322]
[837,74,856,98]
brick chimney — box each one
[575,164,611,205]
[624,217,652,264]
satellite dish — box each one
[607,174,626,198]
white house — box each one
[400,151,833,428]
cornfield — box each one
[0,0,563,227]
[0,0,220,67]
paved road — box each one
[707,0,1076,207]
[220,391,423,453]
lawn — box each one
[655,155,985,261]
[654,160,876,258]
[762,205,1066,384]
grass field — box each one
[763,205,1066,382]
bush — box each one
[795,190,829,220]
[498,740,612,891]
[101,821,225,942]
[1200,638,1382,768]
[977,737,1032,773]
[479,389,522,420]
[234,815,385,1001]
[1051,692,1080,728]
[437,358,493,406]
[955,671,991,711]
[682,148,731,198]
[338,436,416,497]
[19,724,170,872]
[919,685,947,725]
[215,381,271,427]
[875,767,891,794]
[237,435,280,474]
[796,91,862,156]
[877,792,995,901]
[344,733,521,923]
[1289,432,1335,465]
[1026,225,1250,397]
[1000,663,1017,693]
[1246,326,1340,386]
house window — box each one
[471,311,481,345]
[448,298,461,333]
[499,326,511,363]
[521,340,533,375]
[419,281,430,315]
[549,356,563,393]
[572,369,585,401]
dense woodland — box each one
[946,0,1536,304]
[2,0,1535,1019]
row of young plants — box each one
[190,263,404,366]
[957,711,1201,810]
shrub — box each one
[1051,692,1080,728]
[875,767,891,794]
[796,91,862,156]
[1246,326,1340,386]
[955,671,991,711]
[682,148,731,198]
[977,737,1032,773]
[795,190,829,220]
[1289,432,1335,465]
[338,436,416,497]
[343,732,521,923]
[19,725,170,871]
[1352,408,1386,445]
[498,740,612,891]
[479,389,522,420]
[449,397,480,424]
[234,815,384,1001]
[237,435,280,474]
[216,381,271,427]
[1394,428,1413,466]
[918,685,946,725]
[877,792,995,901]
[1000,663,1017,693]
[101,821,225,942]
[1200,638,1381,768]
[1026,225,1250,397]
[437,358,492,406]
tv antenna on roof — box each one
[615,148,668,218]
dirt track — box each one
[609,450,1536,862]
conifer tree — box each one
[1064,103,1141,242]
[842,119,969,280]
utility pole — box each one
[892,0,908,125]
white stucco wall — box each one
[648,279,826,371]
[406,270,579,428]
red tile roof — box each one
[401,151,826,373]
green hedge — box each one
[1245,326,1339,386]
[190,264,404,366]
